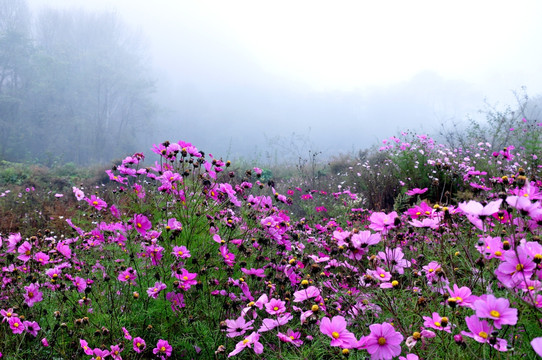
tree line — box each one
[0,0,156,165]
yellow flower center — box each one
[332,331,340,339]
[160,346,166,352]
[479,331,488,339]
[516,264,524,271]
[242,338,249,344]
[380,273,385,278]
[137,223,142,228]
[429,268,434,272]
[490,310,500,318]
[273,306,279,311]
[183,276,188,280]
[25,250,31,255]
[178,251,183,255]
[378,337,387,345]
[311,305,319,312]
[413,331,421,340]
[28,292,34,298]
[434,322,441,327]
[93,201,98,205]
[14,322,19,328]
[495,251,502,256]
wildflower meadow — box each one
[1,127,542,359]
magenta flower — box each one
[171,245,190,259]
[153,339,173,358]
[91,348,110,360]
[219,245,236,267]
[110,344,123,360]
[265,298,286,315]
[361,322,404,360]
[133,337,146,353]
[147,281,167,299]
[406,188,428,196]
[446,284,476,308]
[118,267,137,285]
[228,332,263,357]
[532,337,542,356]
[85,195,107,211]
[9,317,25,334]
[173,268,197,290]
[369,211,399,233]
[17,241,32,262]
[494,247,536,288]
[23,321,40,337]
[122,327,132,340]
[1,308,17,322]
[73,186,85,201]
[320,316,358,348]
[293,286,321,302]
[133,214,152,235]
[80,339,94,355]
[422,312,452,333]
[34,252,50,265]
[225,316,254,338]
[461,315,507,351]
[277,328,303,347]
[166,291,185,312]
[473,295,517,329]
[24,283,43,307]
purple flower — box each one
[320,316,358,348]
[473,295,518,329]
[147,281,167,299]
[153,339,173,358]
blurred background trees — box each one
[0,0,156,165]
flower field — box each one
[1,131,542,359]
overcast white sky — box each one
[28,0,542,157]
[30,0,542,93]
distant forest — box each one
[0,0,156,165]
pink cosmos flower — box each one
[91,348,110,360]
[406,188,428,196]
[153,339,172,358]
[531,337,542,356]
[122,327,132,340]
[473,295,517,329]
[133,214,152,235]
[359,322,404,360]
[110,344,123,360]
[147,281,167,299]
[23,320,40,337]
[320,316,358,348]
[133,337,146,353]
[80,339,93,355]
[258,313,293,332]
[118,267,137,286]
[494,247,536,288]
[73,187,85,201]
[34,252,50,265]
[265,298,286,315]
[24,283,43,307]
[446,284,476,308]
[228,332,263,357]
[219,245,235,267]
[422,312,452,333]
[225,316,254,338]
[378,247,410,274]
[461,315,507,351]
[422,261,441,281]
[369,211,399,233]
[171,245,191,260]
[17,241,32,262]
[293,286,321,302]
[166,292,185,312]
[9,317,25,334]
[174,268,197,290]
[85,195,107,211]
[277,328,303,347]
[1,308,17,322]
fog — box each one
[3,0,542,164]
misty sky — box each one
[30,0,542,160]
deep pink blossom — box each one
[153,339,173,358]
[133,337,146,353]
[24,283,43,307]
[360,322,404,360]
[85,195,107,211]
[473,295,518,329]
[228,332,263,357]
[320,316,358,348]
